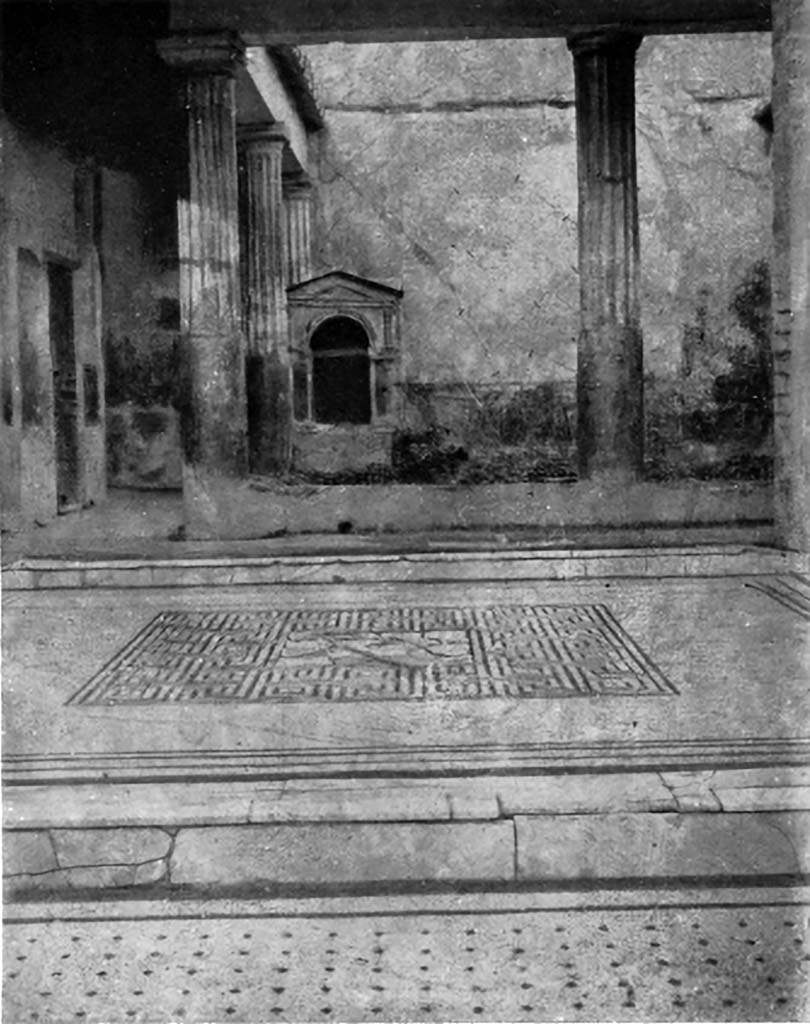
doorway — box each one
[48,261,80,511]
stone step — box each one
[2,520,775,565]
[5,763,810,899]
[7,766,810,831]
[7,736,810,785]
[8,882,808,922]
[5,809,810,900]
[3,542,803,591]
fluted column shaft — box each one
[159,34,247,476]
[568,32,643,480]
[284,177,314,285]
[238,125,290,472]
[240,127,288,353]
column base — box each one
[245,351,292,475]
[575,466,644,490]
[177,330,248,476]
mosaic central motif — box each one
[68,605,676,705]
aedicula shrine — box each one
[1,0,808,551]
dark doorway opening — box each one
[48,261,80,511]
[311,317,371,424]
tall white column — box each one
[158,33,248,477]
[238,124,290,472]
[284,174,313,285]
[568,32,644,481]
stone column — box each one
[284,174,314,286]
[568,32,644,481]
[238,124,290,473]
[772,0,810,551]
[158,33,247,479]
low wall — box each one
[106,403,182,490]
[183,468,772,539]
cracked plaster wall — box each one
[7,34,772,494]
[101,168,182,491]
[1,116,106,528]
[0,122,179,520]
[305,34,774,482]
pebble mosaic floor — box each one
[68,604,676,706]
[4,901,808,1022]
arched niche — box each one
[286,271,403,475]
[310,315,372,425]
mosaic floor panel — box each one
[68,605,677,706]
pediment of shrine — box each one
[287,271,404,309]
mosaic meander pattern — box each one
[68,605,677,705]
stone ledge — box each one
[3,831,58,876]
[185,474,773,540]
[5,813,810,898]
[7,769,810,830]
[2,547,792,590]
[3,826,173,899]
[516,811,810,880]
[170,821,514,886]
[6,737,810,787]
[50,827,172,867]
[5,859,167,897]
[9,883,810,923]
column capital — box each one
[237,122,289,151]
[283,170,314,197]
[566,31,642,57]
[157,31,245,75]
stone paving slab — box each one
[6,812,810,898]
[659,766,810,812]
[170,821,516,887]
[49,828,172,868]
[3,544,802,590]
[8,767,810,831]
[516,811,810,881]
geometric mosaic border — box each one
[67,604,677,706]
[746,576,810,622]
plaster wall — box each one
[33,32,775,499]
[305,33,773,482]
[0,204,21,526]
[772,0,810,550]
[100,168,182,491]
[1,116,105,527]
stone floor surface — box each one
[3,573,808,761]
[4,887,809,1022]
[4,491,810,1022]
